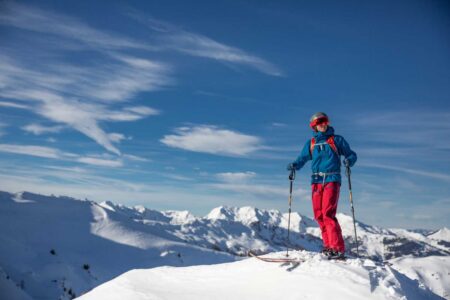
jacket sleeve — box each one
[292,140,312,170]
[336,136,357,167]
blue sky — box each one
[0,0,449,229]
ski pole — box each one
[345,161,359,258]
[286,168,296,257]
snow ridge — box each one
[78,251,445,300]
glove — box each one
[287,162,296,171]
[343,158,350,167]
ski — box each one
[321,252,348,262]
[327,256,347,262]
[248,251,305,264]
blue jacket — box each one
[291,126,357,184]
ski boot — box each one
[320,247,332,257]
[327,250,346,261]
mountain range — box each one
[0,191,448,299]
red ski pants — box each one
[311,182,345,252]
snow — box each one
[429,228,450,242]
[163,210,196,225]
[77,251,442,300]
[0,191,235,299]
[0,267,33,300]
[0,190,448,300]
[390,256,450,299]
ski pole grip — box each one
[345,164,351,177]
[346,166,352,190]
[289,169,296,181]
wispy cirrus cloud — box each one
[123,154,150,162]
[22,123,65,135]
[216,171,256,182]
[161,125,263,156]
[0,101,30,109]
[0,143,72,159]
[0,54,167,155]
[108,133,131,144]
[128,13,283,76]
[209,182,308,199]
[0,3,170,155]
[0,2,150,51]
[271,122,288,128]
[1,2,282,157]
[360,162,450,183]
[165,32,283,76]
[0,143,124,168]
[76,157,123,168]
[354,111,450,148]
[124,106,160,116]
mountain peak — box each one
[429,227,450,242]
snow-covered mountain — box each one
[0,191,235,300]
[0,191,448,299]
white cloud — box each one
[0,3,149,51]
[108,133,130,143]
[163,174,195,181]
[161,125,262,156]
[102,106,161,122]
[77,157,123,168]
[0,143,66,159]
[22,123,64,135]
[129,13,283,76]
[1,3,281,157]
[0,56,168,155]
[34,98,122,155]
[216,171,256,183]
[360,162,450,183]
[0,142,125,168]
[124,106,160,116]
[0,101,29,109]
[0,3,170,155]
[0,169,235,215]
[123,154,150,162]
[353,111,450,148]
[77,54,172,102]
[166,32,283,76]
[209,182,308,198]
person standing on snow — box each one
[287,112,357,260]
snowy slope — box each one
[429,228,450,243]
[0,191,235,300]
[0,267,33,300]
[77,250,444,300]
[0,190,449,300]
[337,214,450,260]
[390,256,450,299]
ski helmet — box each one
[309,112,329,129]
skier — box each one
[287,112,357,260]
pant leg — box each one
[322,182,345,252]
[311,183,330,248]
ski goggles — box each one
[310,117,329,128]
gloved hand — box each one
[343,158,350,167]
[287,162,297,171]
